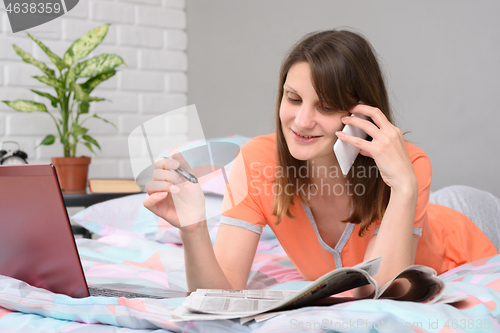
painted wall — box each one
[186,0,500,197]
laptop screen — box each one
[0,164,89,298]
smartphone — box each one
[333,113,369,176]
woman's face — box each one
[279,62,349,165]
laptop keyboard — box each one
[88,286,165,299]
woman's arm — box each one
[364,150,433,290]
[362,187,419,290]
[180,222,260,291]
[146,189,260,292]
[336,104,419,291]
[143,152,261,292]
[353,183,418,297]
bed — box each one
[1,191,500,332]
[2,137,500,332]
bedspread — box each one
[2,234,500,332]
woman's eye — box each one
[286,94,301,103]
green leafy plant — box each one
[2,24,125,157]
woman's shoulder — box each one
[242,133,276,150]
[404,141,432,182]
[240,133,276,160]
[237,134,277,178]
[404,141,430,162]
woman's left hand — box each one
[335,104,417,192]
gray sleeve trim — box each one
[373,227,422,236]
[220,216,263,235]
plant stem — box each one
[47,110,62,138]
[62,90,70,157]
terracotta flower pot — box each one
[51,156,91,194]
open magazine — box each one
[172,257,463,322]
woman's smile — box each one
[291,129,323,143]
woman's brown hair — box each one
[272,29,392,236]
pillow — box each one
[72,193,221,244]
[71,193,276,244]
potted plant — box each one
[2,23,125,193]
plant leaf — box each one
[72,123,88,137]
[38,134,56,146]
[81,71,116,93]
[79,101,89,114]
[27,33,67,71]
[83,142,95,154]
[93,114,117,129]
[13,44,56,78]
[88,96,106,102]
[31,89,59,108]
[77,54,125,78]
[2,100,47,112]
[64,65,80,88]
[32,75,61,89]
[70,81,89,102]
[83,135,101,150]
[63,24,110,66]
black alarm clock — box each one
[0,141,28,165]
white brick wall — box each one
[136,7,186,29]
[164,30,187,50]
[139,92,187,114]
[5,63,45,87]
[117,25,163,48]
[90,2,135,24]
[6,113,55,135]
[0,114,4,136]
[121,69,165,91]
[0,36,34,60]
[0,0,188,179]
[139,50,187,71]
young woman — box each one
[143,29,498,292]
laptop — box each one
[0,164,188,299]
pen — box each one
[161,156,198,183]
[174,167,198,184]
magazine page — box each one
[171,290,296,321]
[275,268,377,310]
[378,265,445,303]
[354,256,382,276]
[433,293,469,304]
[171,305,251,322]
[183,257,382,316]
[184,289,299,317]
[174,259,449,322]
[240,310,294,324]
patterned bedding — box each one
[2,233,500,332]
[2,191,500,332]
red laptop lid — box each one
[0,164,89,298]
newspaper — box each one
[172,257,451,322]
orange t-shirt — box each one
[220,134,498,280]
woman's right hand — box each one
[143,152,206,231]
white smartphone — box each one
[333,113,369,176]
